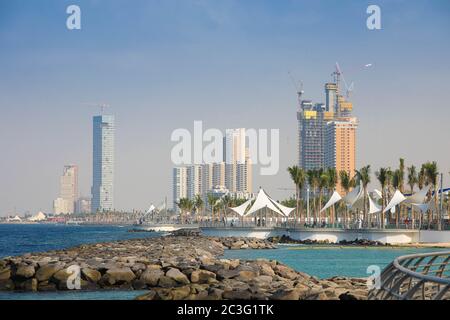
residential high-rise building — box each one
[53,165,78,214]
[173,166,188,211]
[297,69,358,194]
[171,128,253,210]
[224,129,252,193]
[297,102,328,170]
[76,196,92,214]
[187,165,203,200]
[91,115,115,213]
[325,117,358,195]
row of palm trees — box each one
[287,159,445,230]
[177,194,248,224]
[375,160,440,229]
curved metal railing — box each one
[369,251,450,300]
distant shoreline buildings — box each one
[91,114,115,213]
[172,128,253,211]
[52,114,115,215]
[53,165,78,215]
[297,68,358,195]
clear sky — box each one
[1,0,449,215]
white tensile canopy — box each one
[29,211,46,222]
[229,198,253,217]
[320,191,342,213]
[404,185,431,205]
[383,189,407,213]
[373,189,383,200]
[146,204,156,214]
[276,201,296,217]
[411,203,430,213]
[244,188,292,217]
[368,195,381,214]
[342,184,363,208]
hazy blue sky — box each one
[1,0,449,215]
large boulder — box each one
[274,264,298,280]
[15,264,35,278]
[166,268,190,284]
[158,276,177,288]
[0,267,11,281]
[236,270,257,282]
[35,263,63,282]
[105,267,136,285]
[81,268,101,283]
[0,279,14,290]
[140,267,164,286]
[171,285,191,300]
[190,270,216,284]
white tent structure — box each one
[383,189,407,213]
[146,204,156,214]
[320,191,342,213]
[373,189,383,200]
[404,185,431,205]
[276,201,296,217]
[8,215,22,222]
[29,211,46,222]
[368,195,381,214]
[245,188,285,217]
[411,203,430,214]
[342,184,363,209]
[229,198,253,217]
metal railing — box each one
[369,251,450,300]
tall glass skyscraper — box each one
[91,115,115,212]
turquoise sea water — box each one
[223,245,444,279]
[0,224,446,300]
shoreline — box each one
[0,235,368,300]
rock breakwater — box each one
[0,235,367,300]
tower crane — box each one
[288,72,304,110]
[85,102,110,114]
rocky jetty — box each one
[0,235,367,300]
[268,235,388,246]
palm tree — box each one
[318,171,328,225]
[207,194,217,224]
[418,165,426,190]
[287,166,306,224]
[375,168,389,228]
[177,198,193,224]
[355,165,371,226]
[407,165,418,229]
[307,170,318,223]
[339,170,355,228]
[424,162,439,230]
[326,168,337,225]
[194,194,204,221]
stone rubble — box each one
[0,235,368,300]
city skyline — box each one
[1,1,450,215]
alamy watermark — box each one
[366,5,381,30]
[171,121,279,176]
[66,5,81,30]
[66,265,81,290]
[366,265,381,290]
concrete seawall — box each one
[200,227,450,245]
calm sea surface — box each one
[0,224,444,300]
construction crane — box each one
[334,63,354,99]
[84,102,110,114]
[288,71,304,110]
